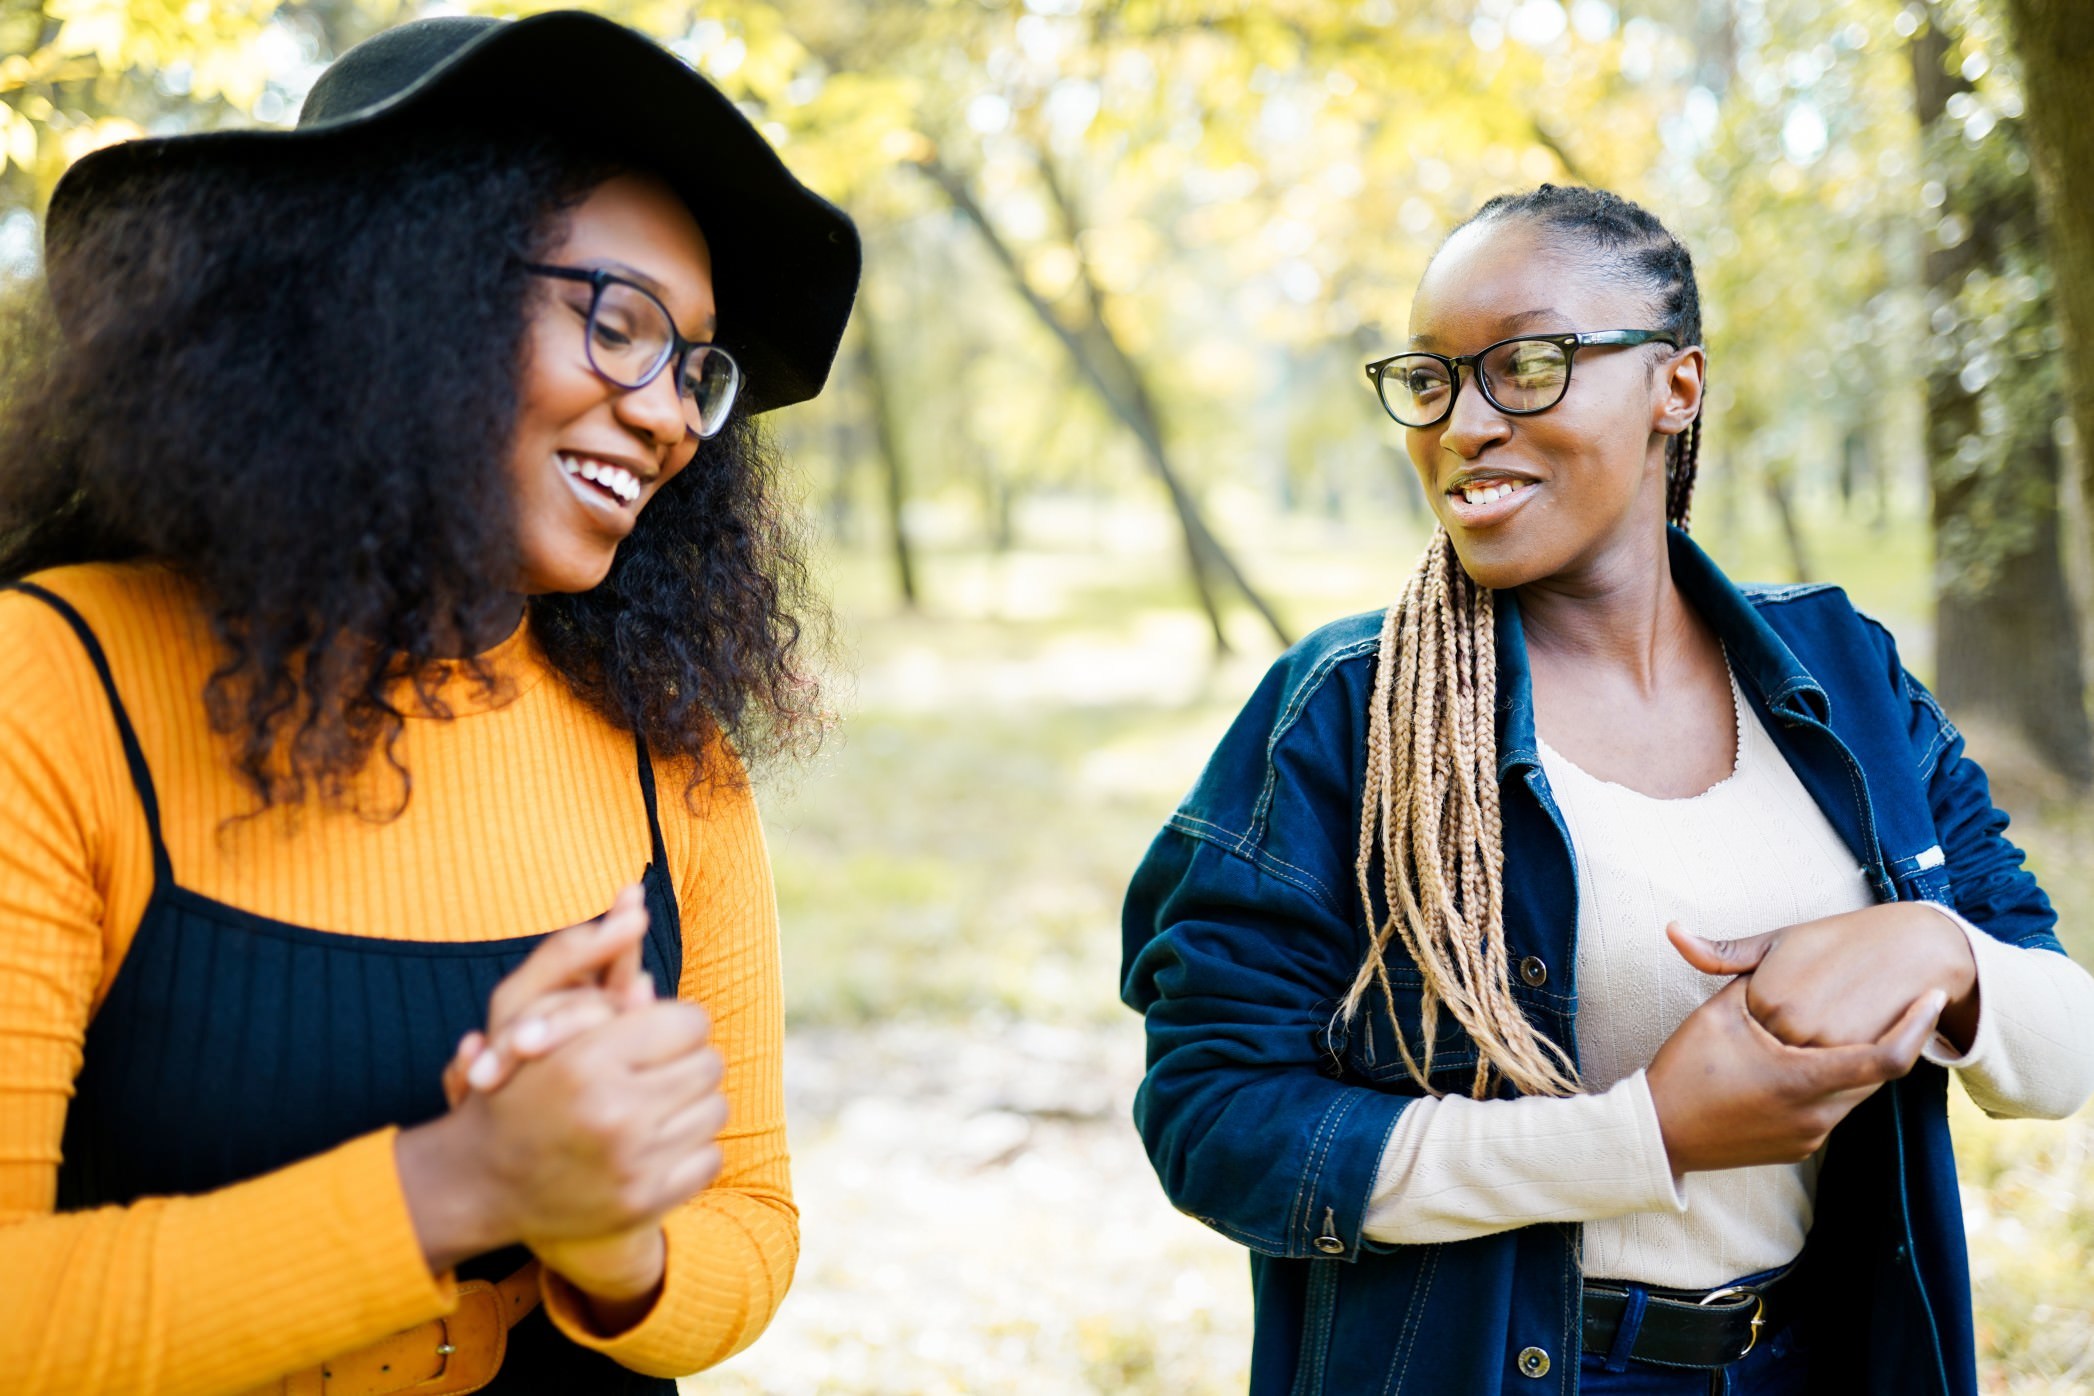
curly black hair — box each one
[1455,184,1706,528]
[0,126,824,813]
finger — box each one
[601,885,648,1003]
[1810,989,1948,1091]
[487,888,650,1032]
[1668,923,1773,976]
[442,1031,484,1109]
[620,972,658,1011]
[587,999,714,1069]
[635,1044,726,1114]
[652,1085,731,1148]
[471,990,629,1093]
[663,1143,724,1203]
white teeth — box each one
[555,453,643,505]
[1459,481,1527,505]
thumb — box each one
[1667,922,1771,976]
[1814,988,1949,1093]
[1875,987,1949,1071]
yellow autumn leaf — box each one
[59,116,143,169]
[1,107,35,173]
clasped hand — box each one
[398,884,725,1325]
[1645,903,1978,1175]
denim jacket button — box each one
[1313,1206,1345,1254]
[1518,955,1548,987]
[1516,1346,1551,1378]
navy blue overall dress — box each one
[14,580,686,1395]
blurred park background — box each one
[6,0,2094,1390]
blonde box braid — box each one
[1345,185,1706,1100]
[1346,529,1581,1100]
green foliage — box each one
[0,0,2055,564]
[1910,0,2067,598]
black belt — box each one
[1581,1271,1792,1370]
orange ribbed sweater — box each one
[0,563,794,1394]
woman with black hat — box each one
[0,12,857,1394]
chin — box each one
[1440,524,1547,594]
[519,545,618,597]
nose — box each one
[1437,363,1511,462]
[614,361,690,450]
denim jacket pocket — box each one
[1319,972,1480,1094]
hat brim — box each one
[44,11,861,416]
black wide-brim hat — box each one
[44,10,860,415]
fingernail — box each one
[1928,989,1950,1015]
[514,1018,549,1052]
[467,1051,501,1089]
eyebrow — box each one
[1411,307,1566,349]
[592,259,719,338]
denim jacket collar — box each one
[1495,525,1830,783]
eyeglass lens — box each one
[1377,338,1572,427]
[585,280,739,438]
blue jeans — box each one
[1576,1269,1809,1396]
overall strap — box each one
[634,733,671,874]
[2,580,175,885]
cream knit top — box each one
[1362,668,2094,1289]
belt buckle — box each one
[1696,1284,1767,1358]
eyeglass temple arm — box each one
[1576,329,1678,348]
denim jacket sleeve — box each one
[1863,615,2064,955]
[1120,618,1411,1262]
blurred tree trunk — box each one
[1763,474,1812,583]
[855,311,918,611]
[915,154,1291,655]
[2001,0,2094,529]
[1912,9,2094,783]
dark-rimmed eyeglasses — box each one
[526,263,742,440]
[1364,329,1678,429]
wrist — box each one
[395,1112,514,1275]
[1912,902,1981,1052]
[545,1228,667,1336]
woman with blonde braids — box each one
[1122,185,2094,1396]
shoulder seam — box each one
[1248,632,1380,844]
[1163,811,1348,915]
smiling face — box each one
[508,172,716,595]
[1403,217,1702,591]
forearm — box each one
[0,1129,453,1396]
[1917,904,2094,1119]
[1362,1072,1685,1245]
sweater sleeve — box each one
[539,764,795,1375]
[1361,1071,1686,1245]
[1916,903,2094,1120]
[0,590,453,1396]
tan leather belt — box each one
[242,1262,542,1396]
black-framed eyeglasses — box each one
[525,263,742,440]
[1364,329,1679,429]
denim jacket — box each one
[1122,529,2065,1396]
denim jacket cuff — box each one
[1294,1087,1413,1261]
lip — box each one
[1440,473,1542,530]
